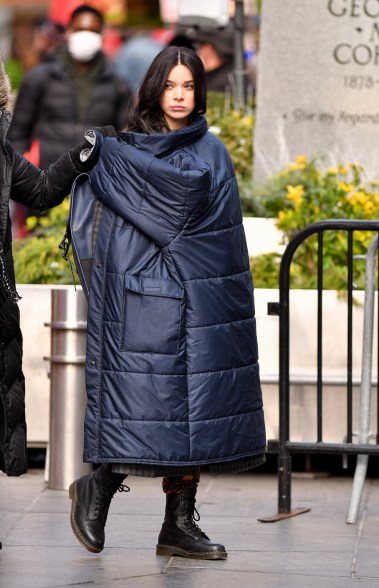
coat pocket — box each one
[121,275,183,354]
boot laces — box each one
[118,483,131,494]
[185,502,207,538]
[92,483,130,522]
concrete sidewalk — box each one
[1,470,379,587]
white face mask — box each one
[68,31,102,62]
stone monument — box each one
[254,0,379,181]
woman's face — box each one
[159,64,195,130]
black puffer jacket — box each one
[8,49,131,169]
[0,106,94,476]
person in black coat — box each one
[0,55,114,478]
[8,4,131,170]
[192,22,235,93]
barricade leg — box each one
[347,455,369,523]
[258,450,310,522]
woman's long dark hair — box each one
[127,46,207,133]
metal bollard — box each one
[45,287,92,490]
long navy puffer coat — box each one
[72,116,266,467]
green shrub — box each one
[5,58,24,92]
[250,252,281,289]
[206,91,258,215]
[251,156,379,290]
[13,197,74,284]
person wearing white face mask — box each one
[67,29,103,63]
[8,4,131,174]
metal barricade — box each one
[259,220,379,523]
[45,288,92,490]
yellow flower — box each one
[364,201,374,214]
[61,199,70,213]
[287,155,307,171]
[286,184,304,208]
[338,165,349,175]
[26,216,38,231]
[356,232,367,242]
[338,181,354,192]
[327,166,338,175]
[356,191,367,204]
[348,191,367,206]
[242,115,253,127]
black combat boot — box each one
[68,464,129,553]
[156,486,227,560]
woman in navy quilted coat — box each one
[69,46,266,560]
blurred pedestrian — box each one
[68,46,266,561]
[192,21,235,92]
[113,31,165,93]
[245,14,260,94]
[32,19,66,63]
[166,25,196,54]
[113,27,196,95]
[0,54,116,477]
[8,4,131,170]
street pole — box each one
[234,0,246,105]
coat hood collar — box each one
[0,57,12,147]
[0,60,11,111]
[117,115,208,158]
[0,108,12,148]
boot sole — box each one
[156,544,228,560]
[68,482,103,554]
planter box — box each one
[18,284,53,447]
[18,284,86,447]
[243,216,285,256]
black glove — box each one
[70,125,118,169]
[89,125,118,138]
